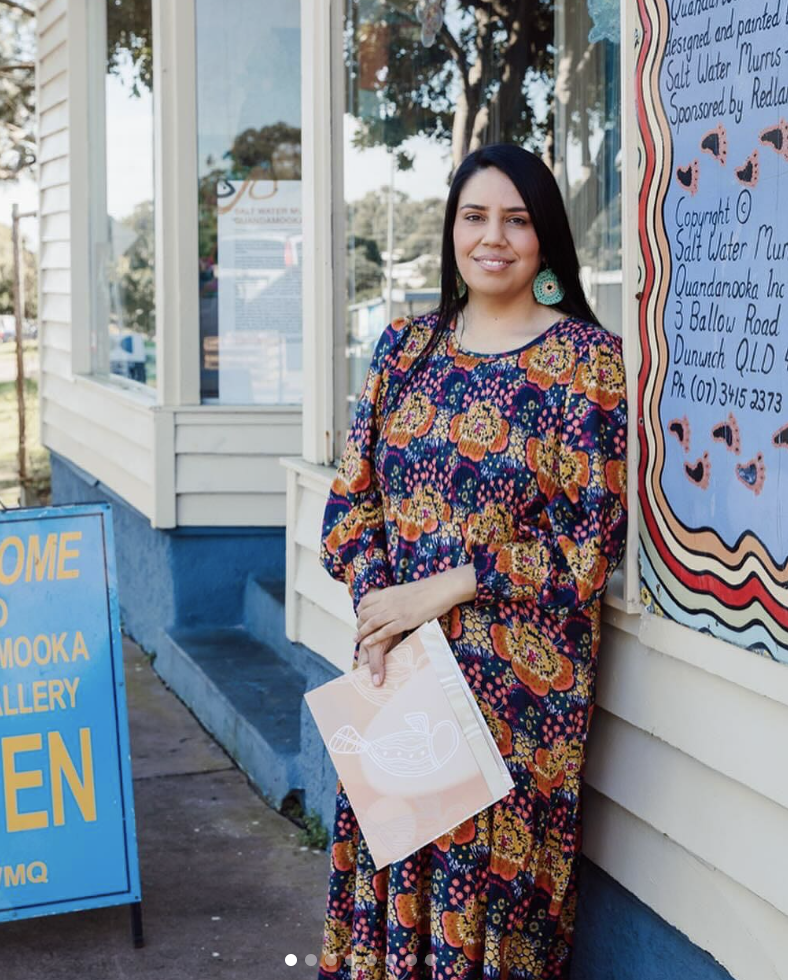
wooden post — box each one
[9,204,37,504]
[11,202,27,494]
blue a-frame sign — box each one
[0,503,142,923]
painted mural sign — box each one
[637,0,788,660]
[0,504,141,922]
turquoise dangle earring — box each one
[455,269,468,298]
[533,264,565,305]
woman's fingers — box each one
[361,632,405,687]
[366,640,386,686]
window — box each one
[340,0,622,421]
[195,0,302,405]
[88,0,156,389]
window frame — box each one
[70,0,201,408]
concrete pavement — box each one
[1,638,332,980]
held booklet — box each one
[304,619,514,869]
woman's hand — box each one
[354,566,477,685]
[356,628,404,686]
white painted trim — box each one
[66,0,91,375]
[638,610,788,708]
[152,407,176,528]
[285,465,298,640]
[620,0,641,613]
[72,372,156,409]
[300,0,334,465]
[329,0,348,460]
[152,0,200,406]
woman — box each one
[317,143,628,980]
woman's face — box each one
[452,166,542,303]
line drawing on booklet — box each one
[329,711,460,777]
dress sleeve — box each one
[470,332,628,613]
[319,317,409,615]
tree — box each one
[105,0,152,95]
[113,199,154,337]
[0,220,36,317]
[0,1,36,180]
[346,1,555,174]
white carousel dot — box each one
[325,953,338,967]
[425,953,436,966]
[305,954,318,967]
[285,953,297,966]
[405,953,417,966]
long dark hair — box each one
[393,143,599,401]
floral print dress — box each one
[317,311,628,980]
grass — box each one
[0,347,51,509]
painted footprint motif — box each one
[329,712,460,778]
[736,454,766,496]
[701,123,727,164]
[759,119,788,161]
[668,415,691,452]
[684,452,710,489]
[773,422,788,448]
[711,413,740,454]
[735,150,759,187]
[675,160,700,195]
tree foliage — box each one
[346,0,555,173]
[112,198,154,337]
[106,0,153,97]
[0,3,36,179]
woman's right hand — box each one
[354,589,403,685]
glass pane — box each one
[342,0,621,418]
[196,0,302,405]
[90,0,156,388]
[555,0,622,335]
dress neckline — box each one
[448,314,570,359]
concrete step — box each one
[153,625,305,809]
[243,576,320,677]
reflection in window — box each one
[196,0,302,405]
[342,0,621,421]
[89,0,155,388]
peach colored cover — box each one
[304,619,514,870]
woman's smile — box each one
[473,255,515,272]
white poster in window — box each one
[216,178,302,404]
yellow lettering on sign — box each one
[0,537,24,586]
[56,532,81,581]
[0,861,49,886]
[4,864,25,887]
[24,534,57,582]
[0,533,82,586]
[71,631,89,661]
[0,598,7,628]
[49,728,96,825]
[2,734,48,832]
